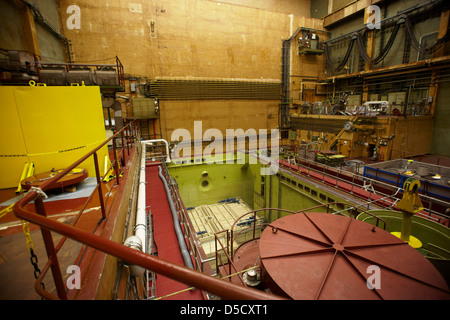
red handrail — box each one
[14,199,282,300]
[13,120,282,300]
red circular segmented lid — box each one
[21,168,88,191]
[259,212,450,300]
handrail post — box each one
[34,196,68,300]
[252,211,256,239]
[112,137,120,184]
[228,232,232,279]
[215,234,219,275]
[230,229,234,261]
[121,131,127,163]
[125,128,130,156]
[93,152,106,219]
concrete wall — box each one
[29,0,66,62]
[311,0,329,19]
[0,0,65,62]
[0,0,29,51]
[57,0,314,140]
[430,81,450,157]
[57,0,303,78]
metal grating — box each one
[146,79,281,100]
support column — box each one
[18,2,40,55]
[429,10,449,115]
[362,28,374,103]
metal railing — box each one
[38,56,125,89]
[214,203,387,285]
[144,144,214,274]
[13,119,139,299]
[278,154,450,225]
[14,123,281,300]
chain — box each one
[21,220,33,250]
[21,186,48,291]
[21,220,45,290]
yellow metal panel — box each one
[0,85,110,189]
[0,87,31,188]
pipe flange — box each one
[242,269,261,287]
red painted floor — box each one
[278,160,449,226]
[280,159,398,206]
[145,164,203,300]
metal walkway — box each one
[145,163,203,300]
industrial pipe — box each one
[124,139,172,276]
[123,141,148,276]
[135,142,147,254]
[158,165,194,269]
[141,139,171,163]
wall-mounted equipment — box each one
[8,50,37,73]
[298,29,323,55]
[0,50,125,91]
[39,67,68,86]
[0,49,39,83]
[67,67,96,85]
[132,97,159,119]
[388,92,406,106]
[95,67,119,86]
[346,94,361,107]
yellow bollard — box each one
[394,178,424,247]
[16,162,30,194]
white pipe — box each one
[141,139,171,163]
[135,142,147,254]
[123,139,171,277]
[123,141,147,277]
[123,235,144,276]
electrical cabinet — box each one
[388,92,406,105]
[132,97,158,119]
[347,95,361,107]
